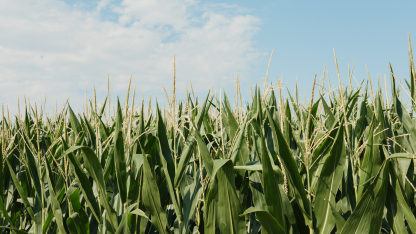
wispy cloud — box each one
[0,0,262,113]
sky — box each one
[0,0,415,115]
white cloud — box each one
[96,0,112,12]
[115,0,196,28]
[0,0,262,114]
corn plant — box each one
[1,37,416,234]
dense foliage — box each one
[1,45,416,234]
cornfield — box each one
[1,39,416,234]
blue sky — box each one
[0,0,415,114]
[251,1,416,96]
[218,0,416,98]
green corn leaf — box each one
[229,115,250,165]
[249,171,267,212]
[204,173,218,234]
[44,156,67,234]
[103,146,115,183]
[346,88,361,120]
[340,160,389,234]
[222,92,239,140]
[5,159,35,220]
[307,98,321,140]
[174,93,210,187]
[82,113,96,147]
[115,213,129,234]
[368,165,389,234]
[156,144,183,224]
[68,105,82,136]
[133,102,145,154]
[395,95,416,152]
[63,145,118,231]
[310,123,339,193]
[386,181,407,234]
[114,98,128,204]
[68,189,90,234]
[128,208,148,219]
[234,164,284,180]
[23,143,43,209]
[193,129,214,177]
[287,89,301,123]
[279,183,298,231]
[212,159,246,234]
[142,154,168,234]
[42,186,66,234]
[127,159,142,206]
[155,104,183,223]
[329,203,345,232]
[252,86,263,122]
[181,169,204,234]
[99,96,108,117]
[34,212,42,234]
[156,103,176,184]
[23,108,31,137]
[321,96,336,129]
[342,154,357,212]
[251,121,286,231]
[0,196,13,228]
[242,207,286,234]
[62,140,102,224]
[0,227,28,234]
[389,161,416,233]
[357,118,382,201]
[315,123,346,234]
[66,212,87,234]
[265,106,311,219]
[284,100,294,147]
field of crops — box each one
[1,42,416,234]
